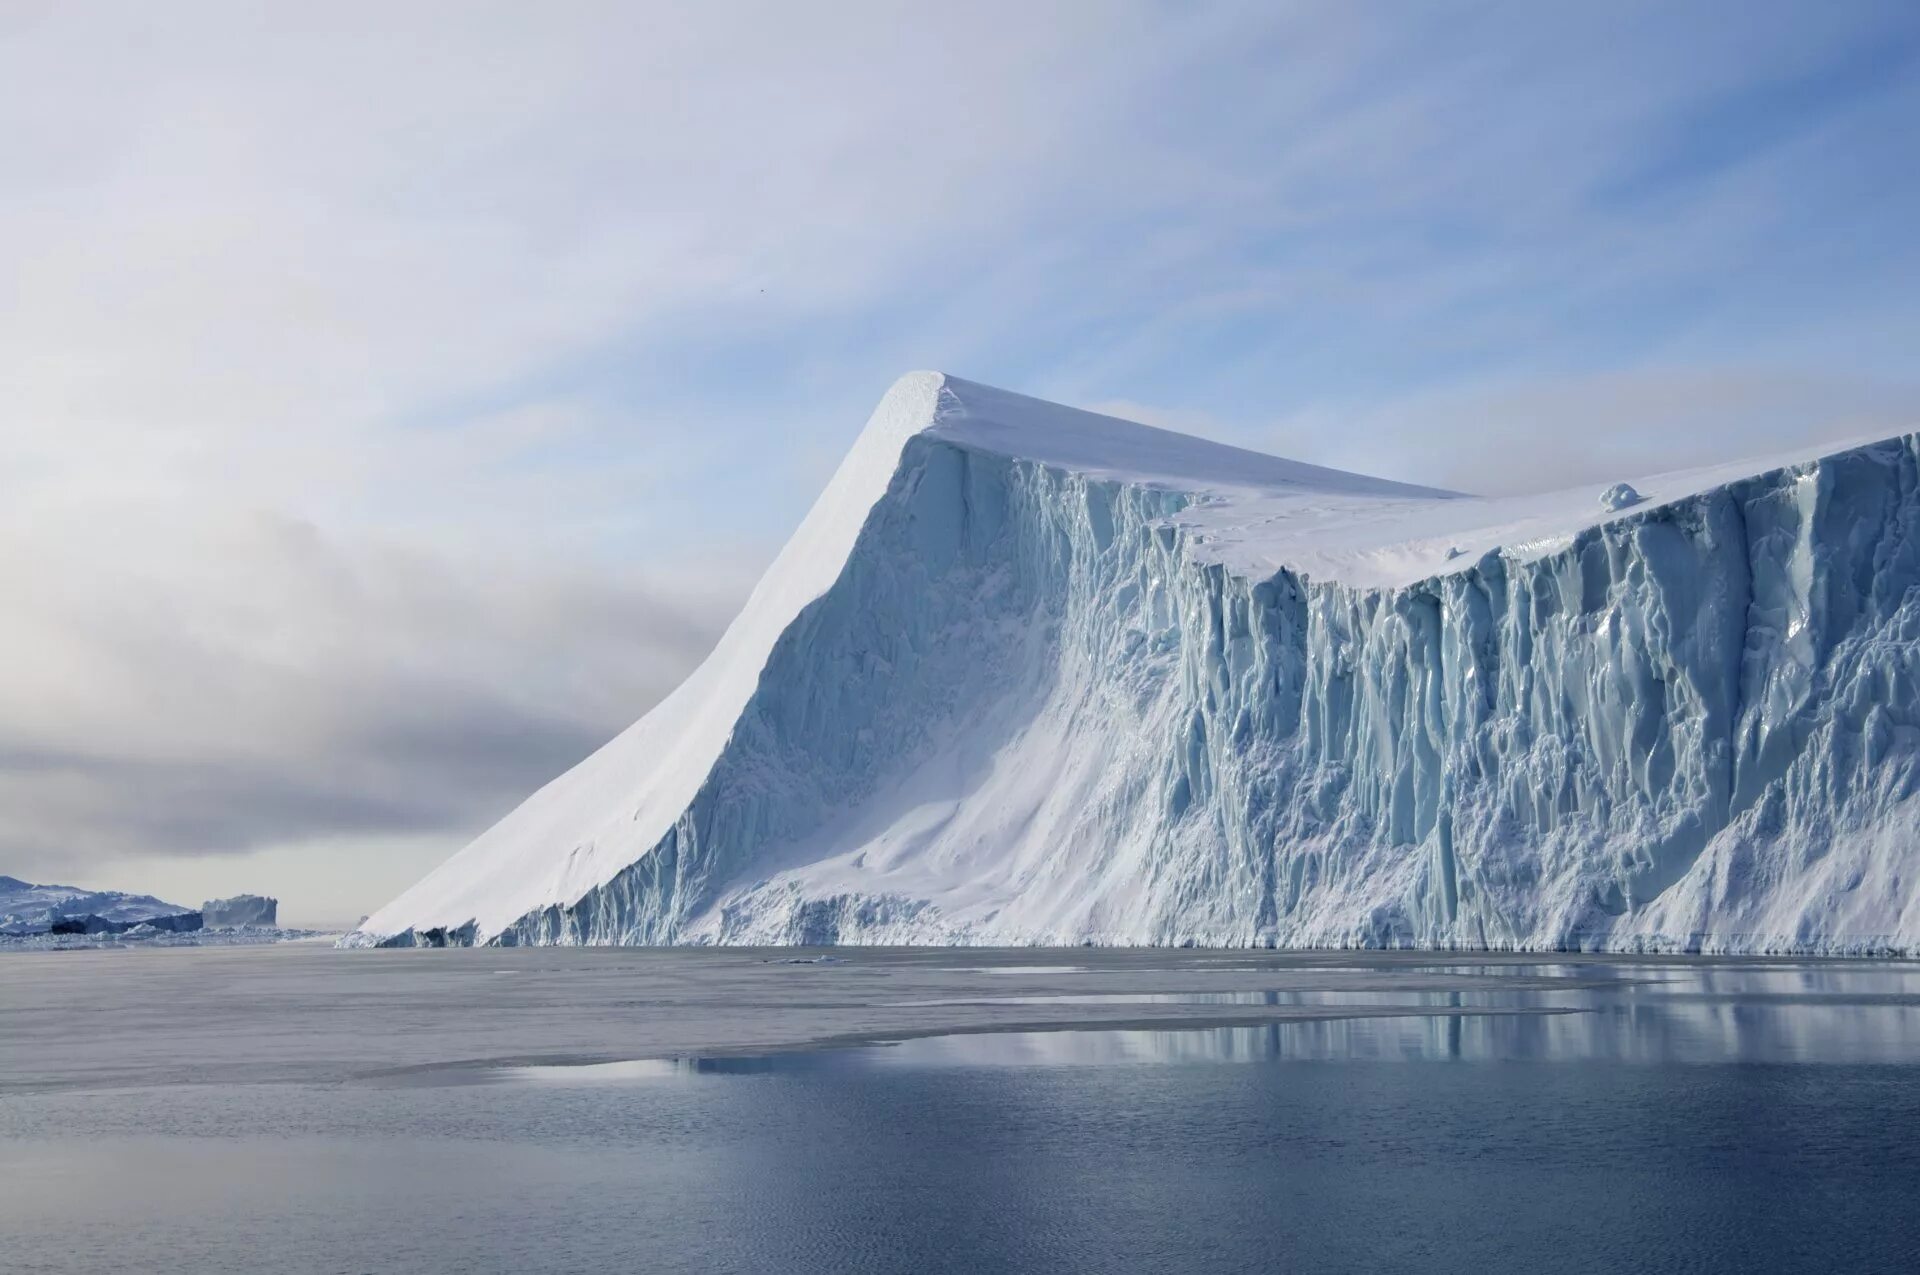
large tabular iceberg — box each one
[350,374,1920,953]
[203,894,279,929]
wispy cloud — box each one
[1267,366,1920,496]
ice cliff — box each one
[349,373,1920,954]
[203,894,278,929]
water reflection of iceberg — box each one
[498,961,1920,1081]
[882,964,1920,1067]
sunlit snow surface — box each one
[352,373,1920,952]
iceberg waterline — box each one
[350,374,1920,953]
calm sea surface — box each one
[3,946,1918,1273]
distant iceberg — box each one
[0,878,325,949]
[0,875,201,936]
[348,374,1920,954]
[203,894,278,929]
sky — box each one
[4,1,1918,924]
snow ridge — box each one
[349,374,1920,953]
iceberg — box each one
[203,894,279,929]
[1598,482,1644,512]
[0,875,200,936]
[348,373,1920,954]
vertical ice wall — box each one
[404,430,1920,953]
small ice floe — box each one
[1598,482,1644,512]
[763,956,847,965]
[1444,545,1466,560]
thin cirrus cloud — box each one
[2,2,1918,919]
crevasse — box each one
[352,375,1920,953]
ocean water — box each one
[3,947,1918,1273]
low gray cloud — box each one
[0,508,751,885]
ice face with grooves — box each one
[349,374,1920,953]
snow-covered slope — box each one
[349,373,1920,953]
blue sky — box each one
[3,1,1918,919]
[401,0,1920,552]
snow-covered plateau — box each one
[349,373,1920,954]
